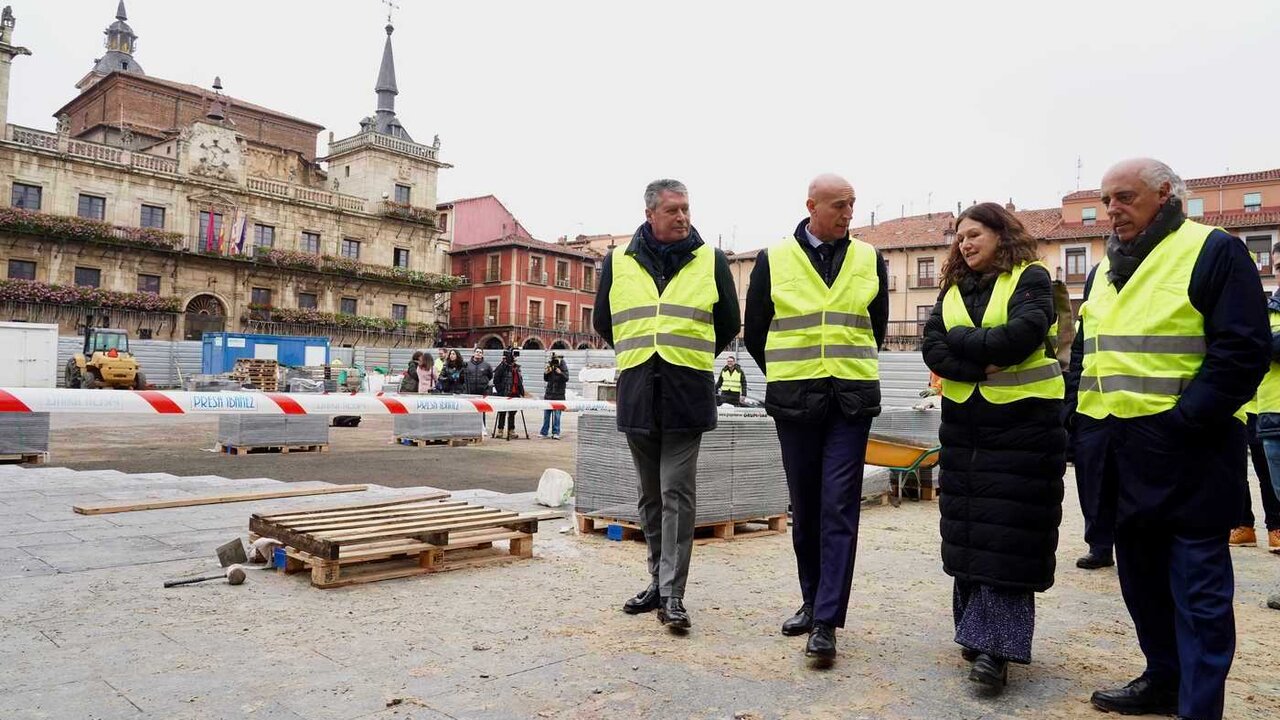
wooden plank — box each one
[313,508,517,541]
[265,500,465,525]
[255,493,451,521]
[324,514,538,547]
[73,484,368,515]
[288,504,506,532]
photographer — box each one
[541,352,570,439]
[492,347,526,440]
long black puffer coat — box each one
[921,264,1066,592]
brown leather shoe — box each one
[1269,529,1280,554]
[1229,526,1257,547]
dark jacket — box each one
[1064,228,1269,531]
[743,219,890,423]
[439,363,465,394]
[1254,289,1280,438]
[922,264,1065,592]
[715,366,747,395]
[592,224,740,435]
[462,357,493,395]
[398,360,419,393]
[493,360,524,398]
[544,358,569,401]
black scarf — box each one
[641,223,699,279]
[1105,198,1186,290]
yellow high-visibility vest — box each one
[1077,219,1242,421]
[608,244,717,372]
[1255,308,1280,413]
[764,236,879,381]
[720,367,743,393]
[940,261,1064,404]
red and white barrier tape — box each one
[0,388,614,416]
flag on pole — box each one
[234,214,248,255]
[204,207,216,252]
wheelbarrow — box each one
[867,408,942,507]
[867,435,941,507]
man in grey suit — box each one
[592,179,740,630]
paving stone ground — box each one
[0,432,1278,719]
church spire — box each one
[81,0,143,85]
[375,23,398,116]
[362,20,412,141]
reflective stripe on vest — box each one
[939,261,1064,404]
[608,243,717,372]
[1256,309,1280,413]
[764,236,879,381]
[1076,219,1237,420]
[720,368,742,393]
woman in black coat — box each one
[921,202,1066,691]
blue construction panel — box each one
[200,332,330,374]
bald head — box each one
[1100,158,1184,242]
[806,174,856,242]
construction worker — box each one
[592,179,740,632]
[743,173,889,663]
[715,355,747,405]
[1069,159,1268,720]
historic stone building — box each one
[0,3,456,346]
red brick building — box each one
[444,235,603,350]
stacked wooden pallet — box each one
[577,513,787,544]
[232,358,279,391]
[249,495,539,588]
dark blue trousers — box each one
[1072,417,1117,555]
[775,411,871,628]
[1116,526,1235,720]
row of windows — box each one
[457,299,594,326]
[7,259,161,293]
[12,184,413,265]
[1082,192,1265,223]
[249,287,407,319]
[461,255,598,289]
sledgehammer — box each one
[163,564,246,588]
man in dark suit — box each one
[744,174,889,662]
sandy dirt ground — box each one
[45,411,581,494]
[1,414,1277,718]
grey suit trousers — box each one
[626,431,702,599]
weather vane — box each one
[381,0,400,24]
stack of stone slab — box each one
[217,415,330,449]
[393,413,485,441]
[184,375,243,392]
[0,412,50,456]
[575,410,789,524]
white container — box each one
[0,322,59,388]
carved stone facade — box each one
[0,4,455,347]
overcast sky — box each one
[10,1,1280,251]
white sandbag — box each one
[535,468,575,508]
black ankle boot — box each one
[969,653,1008,690]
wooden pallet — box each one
[250,495,538,588]
[577,513,788,544]
[0,452,48,465]
[396,436,482,448]
[232,359,280,391]
[217,443,329,456]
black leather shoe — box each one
[968,653,1008,690]
[1090,676,1178,715]
[960,647,979,662]
[805,621,837,661]
[1076,551,1115,570]
[781,604,814,636]
[657,597,691,629]
[622,583,661,614]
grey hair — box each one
[1137,160,1187,202]
[644,179,688,210]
